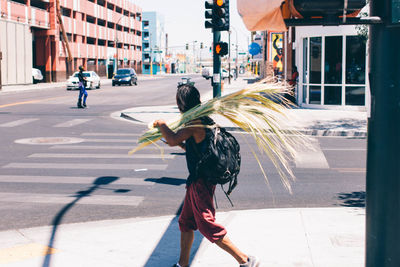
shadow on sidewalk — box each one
[143,202,204,267]
[42,176,130,267]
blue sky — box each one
[134,0,251,52]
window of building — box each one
[87,37,96,45]
[61,7,71,17]
[86,15,96,24]
[107,3,114,11]
[301,35,366,106]
[97,0,106,7]
[30,0,48,10]
[98,19,106,27]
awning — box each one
[237,0,288,32]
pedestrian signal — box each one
[215,42,228,56]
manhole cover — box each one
[15,137,84,145]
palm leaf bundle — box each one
[129,78,312,193]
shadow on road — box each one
[336,191,366,207]
[42,176,130,267]
[145,177,186,186]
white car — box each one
[32,68,43,83]
[66,71,101,90]
[221,69,233,80]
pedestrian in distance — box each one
[77,65,88,108]
[152,84,260,267]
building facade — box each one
[0,0,142,85]
[142,12,165,75]
[295,25,368,109]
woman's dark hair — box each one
[176,84,201,113]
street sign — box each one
[249,42,261,56]
[239,52,246,55]
[123,57,128,62]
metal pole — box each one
[366,0,400,266]
[213,30,221,97]
[228,30,231,84]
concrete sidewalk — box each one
[0,207,365,267]
[120,76,368,137]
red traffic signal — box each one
[215,42,228,56]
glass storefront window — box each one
[324,86,342,105]
[325,36,342,84]
[346,36,366,84]
[346,86,365,106]
[310,37,322,84]
[309,86,321,104]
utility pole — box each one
[366,0,400,266]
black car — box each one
[112,68,138,86]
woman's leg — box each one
[215,235,248,264]
[179,230,194,267]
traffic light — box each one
[215,42,228,56]
[204,0,230,31]
[200,42,204,49]
[185,43,189,50]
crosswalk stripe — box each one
[83,138,140,143]
[2,163,168,170]
[0,118,39,127]
[0,175,156,185]
[49,144,179,150]
[81,133,142,137]
[294,139,330,169]
[53,119,92,127]
[28,153,176,159]
[0,192,144,206]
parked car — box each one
[66,71,101,90]
[32,68,43,84]
[112,68,137,86]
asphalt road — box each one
[0,75,366,231]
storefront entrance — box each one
[297,26,368,108]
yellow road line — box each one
[0,243,58,264]
[0,96,67,109]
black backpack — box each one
[194,124,241,205]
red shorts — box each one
[178,179,227,243]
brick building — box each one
[0,0,142,85]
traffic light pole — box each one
[213,30,221,98]
[366,0,400,266]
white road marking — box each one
[0,175,155,185]
[0,192,144,206]
[0,118,39,127]
[295,139,330,169]
[81,133,142,137]
[28,153,176,159]
[49,145,179,150]
[53,119,92,127]
[82,138,139,143]
[2,163,168,170]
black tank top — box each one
[185,117,214,185]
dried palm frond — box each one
[129,78,313,193]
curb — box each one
[120,112,367,138]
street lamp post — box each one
[115,15,126,74]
